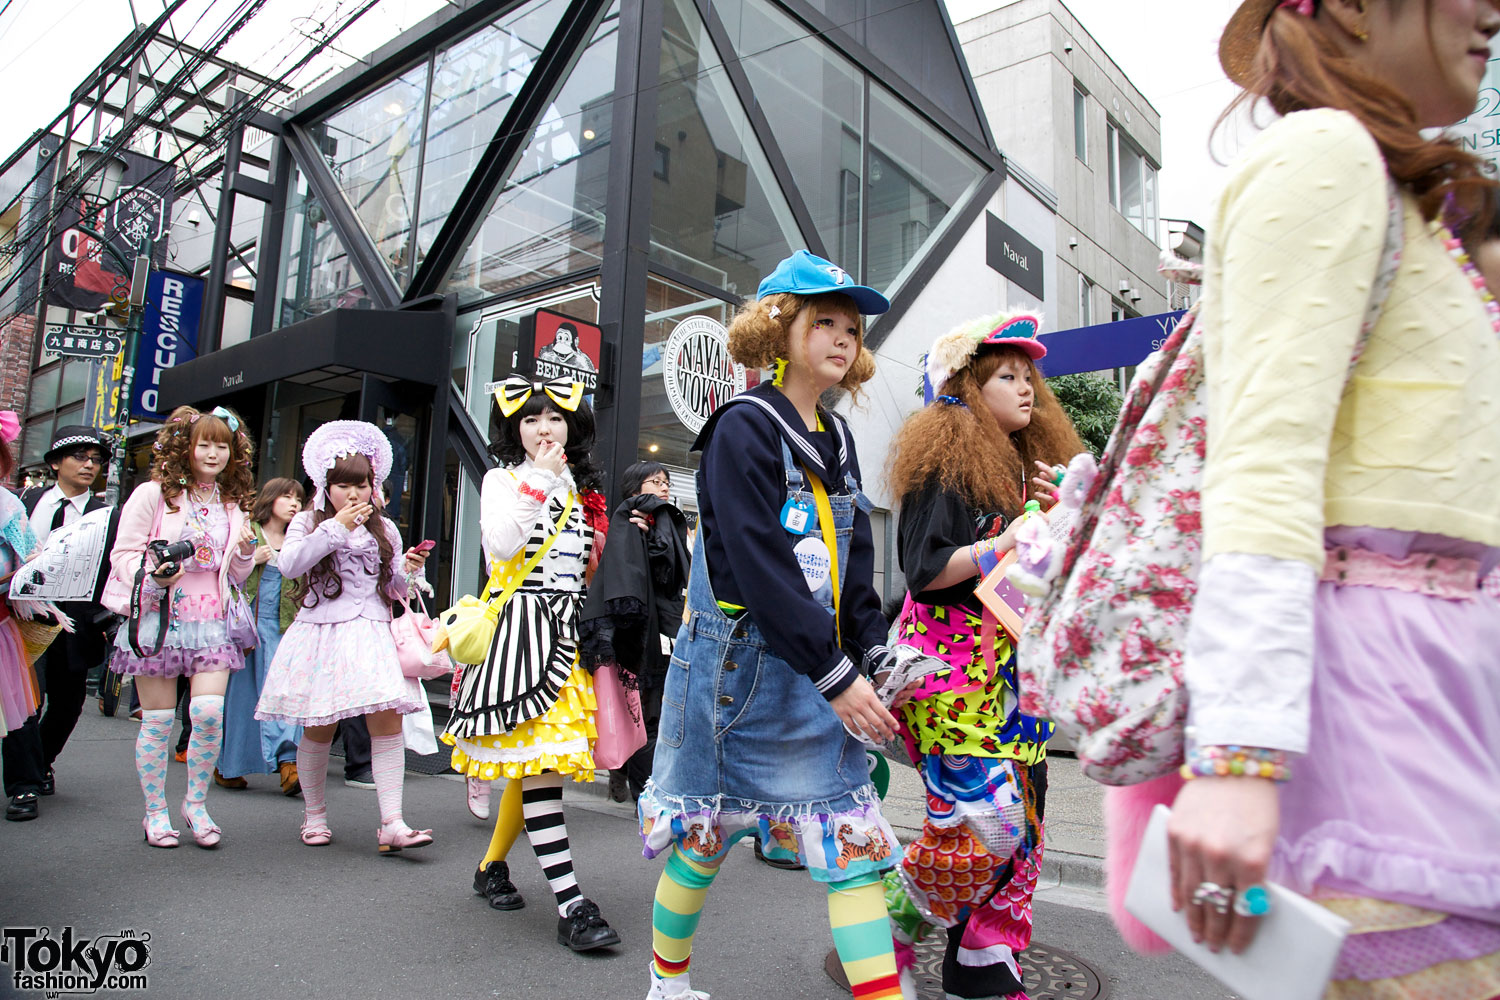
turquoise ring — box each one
[1233,884,1272,918]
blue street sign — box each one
[131,270,204,418]
[1037,310,1187,377]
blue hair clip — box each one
[210,405,240,433]
[935,394,966,407]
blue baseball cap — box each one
[757,250,890,316]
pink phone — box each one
[412,539,436,553]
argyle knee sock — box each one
[521,773,580,915]
[371,732,410,832]
[297,735,333,825]
[828,873,903,999]
[182,695,224,827]
[651,847,721,980]
[137,709,175,817]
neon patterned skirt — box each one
[443,664,597,782]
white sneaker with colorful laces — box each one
[645,969,709,999]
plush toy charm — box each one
[1009,452,1097,596]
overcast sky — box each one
[0,0,1246,224]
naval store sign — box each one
[662,316,747,433]
[986,213,1045,301]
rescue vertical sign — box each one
[131,270,203,418]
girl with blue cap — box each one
[638,250,906,999]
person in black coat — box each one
[4,425,118,822]
[578,461,689,802]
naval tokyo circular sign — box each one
[662,316,747,433]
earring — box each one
[772,357,788,387]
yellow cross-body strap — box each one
[482,491,575,622]
[804,467,841,648]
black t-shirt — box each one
[897,483,1008,614]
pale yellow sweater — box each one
[1201,108,1500,569]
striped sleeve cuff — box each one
[812,653,857,701]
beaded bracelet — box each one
[1180,745,1291,783]
[517,481,548,503]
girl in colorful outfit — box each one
[444,374,620,953]
[0,412,41,734]
[217,478,305,795]
[1159,2,1500,997]
[638,250,904,1000]
[103,405,258,849]
[883,313,1083,1000]
[256,422,431,853]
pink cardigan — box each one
[101,480,255,616]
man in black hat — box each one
[4,425,115,821]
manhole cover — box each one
[824,938,1108,1000]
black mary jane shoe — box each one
[6,793,39,822]
[473,861,525,910]
[39,769,54,796]
[557,898,620,952]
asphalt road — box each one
[0,708,1234,1000]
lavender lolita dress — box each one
[256,513,423,726]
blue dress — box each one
[219,561,301,776]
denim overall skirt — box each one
[638,440,899,884]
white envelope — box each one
[1124,805,1350,1000]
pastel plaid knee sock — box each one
[651,847,720,980]
[136,709,175,817]
[297,735,333,825]
[828,873,903,999]
[371,733,408,832]
[182,695,224,830]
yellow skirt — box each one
[442,665,597,782]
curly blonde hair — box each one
[150,405,256,512]
[726,291,876,400]
[886,347,1084,516]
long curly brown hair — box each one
[150,405,255,513]
[288,453,395,609]
[727,291,877,400]
[1223,1,1497,239]
[886,347,1084,517]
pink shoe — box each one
[466,777,490,820]
[377,824,434,854]
[301,812,333,846]
[179,800,221,849]
[142,810,180,849]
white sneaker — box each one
[466,777,491,820]
[645,969,709,999]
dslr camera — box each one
[147,538,195,576]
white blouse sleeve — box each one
[479,466,560,565]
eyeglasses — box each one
[65,450,107,465]
[642,476,671,488]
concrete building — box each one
[956,0,1167,331]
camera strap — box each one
[128,564,173,659]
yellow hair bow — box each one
[489,374,584,418]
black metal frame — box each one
[695,0,827,260]
[593,0,666,497]
[249,138,294,338]
[405,0,613,302]
[281,121,404,310]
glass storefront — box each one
[277,162,368,326]
[310,65,428,284]
[249,0,995,605]
[650,0,801,296]
[441,2,620,303]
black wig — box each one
[489,392,605,493]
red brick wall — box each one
[0,311,37,489]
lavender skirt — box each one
[1273,528,1500,926]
